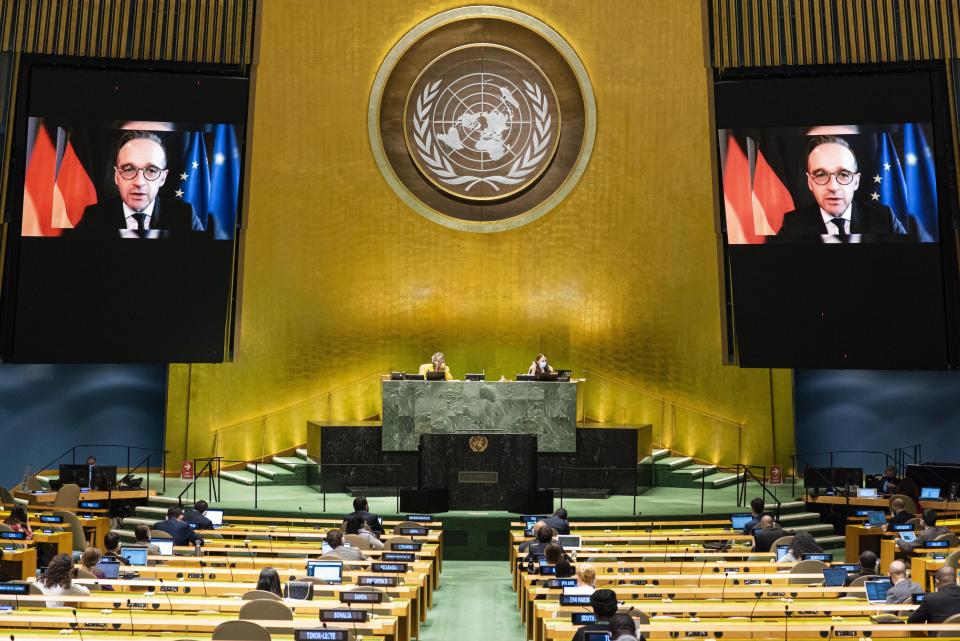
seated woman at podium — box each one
[527,353,555,378]
[418,352,453,380]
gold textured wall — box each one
[164,0,795,470]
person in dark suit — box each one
[751,515,788,553]
[742,497,765,535]
[523,526,556,559]
[844,550,878,586]
[886,497,915,528]
[152,506,203,547]
[75,130,199,236]
[347,496,384,535]
[908,566,960,629]
[571,588,618,641]
[184,500,214,529]
[778,135,907,238]
[897,509,951,553]
[543,508,570,535]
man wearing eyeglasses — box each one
[778,135,907,238]
[76,130,198,235]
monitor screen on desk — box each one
[866,511,887,527]
[921,486,941,499]
[425,371,446,381]
[120,547,148,566]
[306,561,342,583]
[857,488,878,498]
[90,465,117,490]
[58,463,90,487]
[150,539,173,556]
[730,513,753,531]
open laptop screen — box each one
[775,544,790,561]
[822,567,848,587]
[306,561,343,583]
[205,509,224,526]
[921,486,941,499]
[865,579,892,602]
[730,513,753,530]
[150,539,174,555]
[557,535,581,550]
[119,547,148,566]
[95,560,120,579]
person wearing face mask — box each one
[528,353,554,378]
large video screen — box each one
[715,69,959,369]
[0,64,249,363]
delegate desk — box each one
[380,379,580,452]
[13,488,154,505]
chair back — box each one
[938,612,960,637]
[53,484,81,508]
[0,486,16,506]
[75,569,98,579]
[770,535,794,551]
[623,608,650,626]
[238,599,293,633]
[392,521,421,535]
[150,529,174,539]
[944,550,960,570]
[383,536,414,550]
[343,534,371,550]
[0,523,12,532]
[28,582,44,595]
[934,532,960,547]
[849,574,882,587]
[239,599,293,620]
[890,494,918,515]
[788,559,828,585]
[23,476,42,492]
[242,589,283,601]
[211,620,271,641]
[906,517,924,529]
[52,509,88,552]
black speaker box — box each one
[505,490,554,514]
[399,488,449,514]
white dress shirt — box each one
[820,205,852,235]
[122,201,157,230]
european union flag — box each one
[178,131,210,231]
[874,131,908,232]
[902,123,938,242]
[207,124,240,240]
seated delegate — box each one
[418,351,453,380]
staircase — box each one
[641,448,745,489]
[219,448,316,487]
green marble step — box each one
[220,470,272,486]
[654,456,693,470]
[271,456,315,472]
[669,464,718,479]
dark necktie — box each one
[829,217,847,237]
[132,212,147,231]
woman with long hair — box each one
[781,531,823,562]
[256,567,282,597]
[38,554,90,607]
[527,353,554,378]
[3,506,32,539]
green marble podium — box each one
[380,380,579,452]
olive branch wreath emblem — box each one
[412,79,552,192]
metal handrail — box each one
[736,464,781,522]
[558,466,643,516]
[26,443,168,494]
[316,463,402,514]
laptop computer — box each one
[822,567,848,587]
[775,544,790,561]
[899,531,918,543]
[425,370,447,381]
[864,579,892,604]
[557,535,581,551]
[866,511,887,527]
[95,559,121,579]
[205,510,224,527]
[119,546,148,566]
[921,486,941,500]
[150,539,174,555]
[306,561,343,583]
[857,487,878,498]
[730,513,753,531]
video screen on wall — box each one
[715,69,958,369]
[0,64,249,363]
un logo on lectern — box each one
[469,435,489,453]
[405,45,559,201]
[370,6,596,232]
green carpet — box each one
[417,560,524,641]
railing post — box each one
[560,468,564,509]
[162,449,167,494]
[321,465,326,513]
[254,461,259,510]
[700,472,705,513]
[395,465,400,514]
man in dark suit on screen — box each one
[76,130,198,236]
[777,135,907,238]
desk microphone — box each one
[243,541,256,570]
[748,590,764,620]
[198,560,210,596]
[695,558,708,587]
[156,578,174,614]
[718,571,729,602]
[71,609,85,641]
[222,549,236,583]
[125,598,137,636]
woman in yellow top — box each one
[418,352,453,380]
[527,353,554,378]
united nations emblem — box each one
[469,435,489,453]
[370,6,596,232]
[404,45,560,201]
